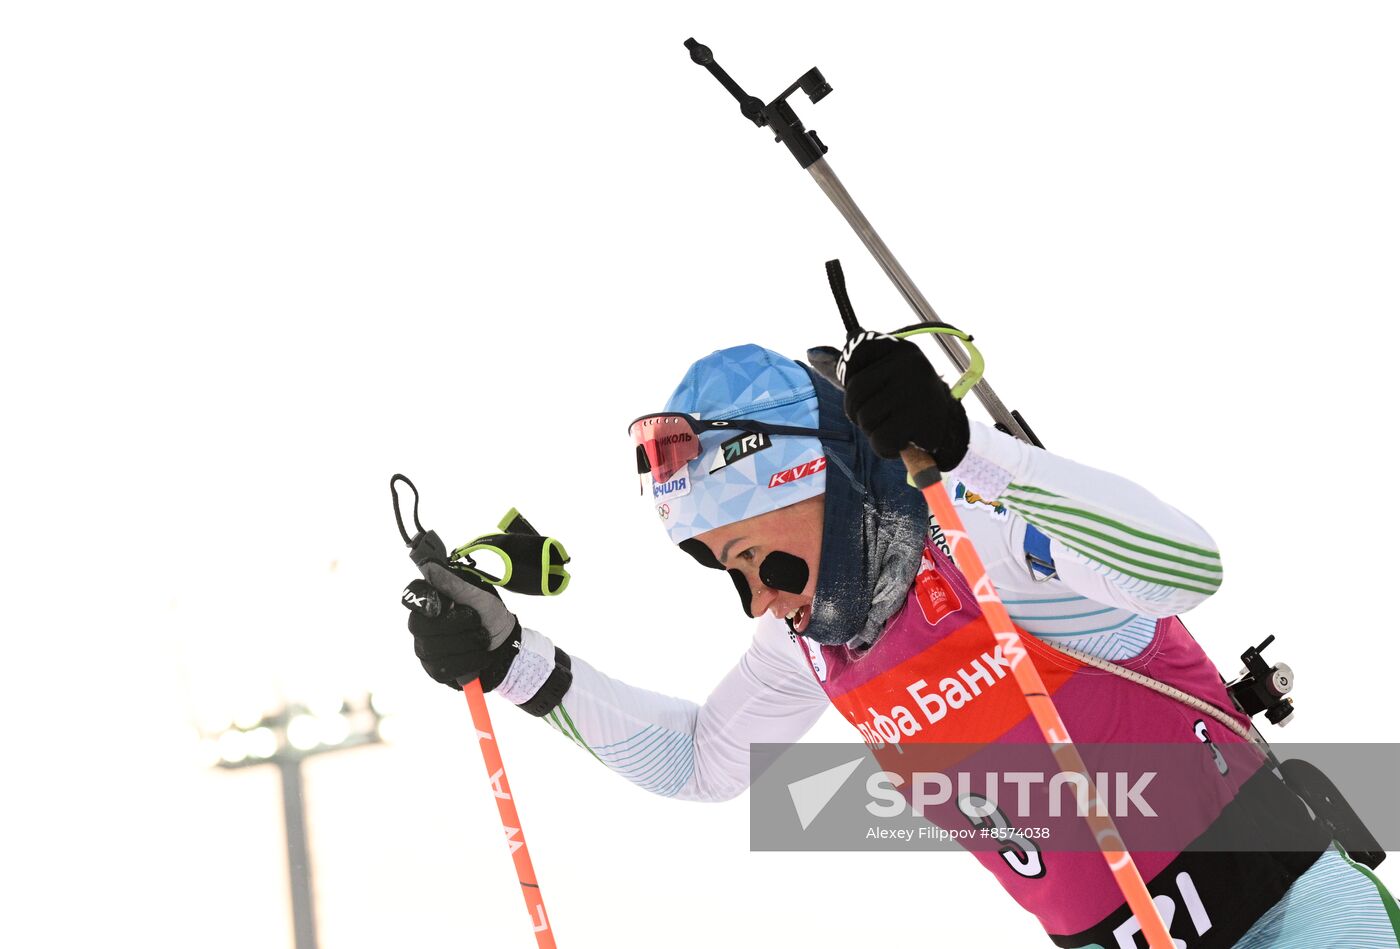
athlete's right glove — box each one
[400,574,573,716]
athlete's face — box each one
[693,495,824,633]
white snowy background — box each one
[3,2,1398,947]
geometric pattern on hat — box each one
[652,344,827,544]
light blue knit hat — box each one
[652,344,828,544]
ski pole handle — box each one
[898,446,940,488]
[462,677,558,948]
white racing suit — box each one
[513,422,1400,947]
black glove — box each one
[838,332,970,469]
[402,576,520,691]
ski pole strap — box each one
[891,323,985,401]
[826,257,862,336]
[824,258,985,401]
[451,509,572,597]
[390,473,426,546]
[499,508,541,537]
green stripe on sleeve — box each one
[555,703,602,763]
[1049,533,1222,595]
[1002,483,1064,498]
[1006,484,1221,560]
[1020,510,1224,577]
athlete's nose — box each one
[748,579,777,619]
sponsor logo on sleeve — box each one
[954,482,1008,518]
[768,456,827,489]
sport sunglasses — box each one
[628,413,847,483]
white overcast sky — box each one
[3,3,1398,947]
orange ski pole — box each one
[902,446,1173,949]
[821,256,1173,947]
[390,474,558,948]
[462,679,557,949]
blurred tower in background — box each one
[210,695,384,949]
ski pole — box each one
[826,262,1174,948]
[390,475,558,948]
[462,679,557,949]
[683,37,1042,449]
[904,449,1172,949]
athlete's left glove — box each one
[837,332,970,470]
[400,573,573,717]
